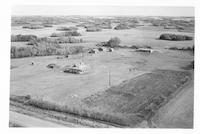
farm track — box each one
[10,100,121,128]
[9,111,67,127]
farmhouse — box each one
[63,62,89,74]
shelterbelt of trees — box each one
[159,34,193,41]
[11,34,85,58]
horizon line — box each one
[11,15,194,17]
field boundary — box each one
[10,100,122,128]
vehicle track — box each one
[10,111,67,127]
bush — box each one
[67,46,84,55]
[128,24,136,28]
[129,45,152,49]
[56,26,78,31]
[11,34,38,42]
[130,45,139,49]
[27,37,83,45]
[26,39,38,45]
[168,46,194,51]
[98,23,112,29]
[50,31,81,37]
[22,25,43,29]
[43,24,53,27]
[164,25,176,29]
[11,46,34,58]
[52,37,83,44]
[143,45,152,49]
[185,36,193,40]
[168,47,179,50]
[76,23,86,27]
[159,34,193,41]
[103,37,121,48]
[114,24,130,30]
[181,61,194,70]
[86,26,102,32]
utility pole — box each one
[108,68,111,87]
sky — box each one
[12,6,194,16]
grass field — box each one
[12,24,194,49]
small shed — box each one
[108,48,114,52]
[88,48,99,54]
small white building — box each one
[135,48,153,53]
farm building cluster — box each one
[88,47,114,54]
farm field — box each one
[10,15,194,128]
[151,76,194,128]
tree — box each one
[105,37,121,48]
